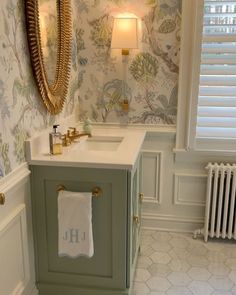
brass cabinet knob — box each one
[92,187,102,198]
[133,215,140,225]
[139,193,144,203]
[0,193,5,205]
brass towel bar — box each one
[57,185,102,198]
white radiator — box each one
[194,163,236,242]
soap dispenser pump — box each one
[49,125,62,155]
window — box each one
[185,0,236,152]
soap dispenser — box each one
[83,117,92,135]
[49,125,62,155]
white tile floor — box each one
[132,230,236,295]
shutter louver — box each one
[196,0,236,140]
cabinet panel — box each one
[45,180,112,277]
[31,166,128,291]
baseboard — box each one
[142,213,204,233]
[38,283,129,295]
[23,283,38,295]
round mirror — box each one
[25,0,72,114]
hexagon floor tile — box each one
[132,229,236,295]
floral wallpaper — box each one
[0,0,181,178]
[75,0,181,124]
[0,0,80,178]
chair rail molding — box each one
[0,163,31,197]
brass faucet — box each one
[61,127,92,146]
[67,127,91,142]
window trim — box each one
[187,0,204,150]
[176,0,204,151]
[176,0,236,154]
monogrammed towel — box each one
[58,190,94,258]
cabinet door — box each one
[132,167,139,264]
[127,155,142,287]
[132,158,142,263]
[31,166,128,291]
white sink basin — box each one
[78,136,123,151]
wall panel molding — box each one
[174,173,207,207]
[0,205,30,295]
[141,150,163,204]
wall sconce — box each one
[111,17,138,56]
[111,16,138,114]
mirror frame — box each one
[25,0,72,115]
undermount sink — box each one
[77,136,123,151]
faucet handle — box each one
[67,127,78,135]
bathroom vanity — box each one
[27,127,145,295]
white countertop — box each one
[25,127,146,170]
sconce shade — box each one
[111,18,138,50]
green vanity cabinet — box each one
[30,158,142,295]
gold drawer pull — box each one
[139,193,144,203]
[133,215,140,225]
[0,193,5,205]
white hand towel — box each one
[58,190,94,258]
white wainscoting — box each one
[141,132,236,233]
[141,132,205,233]
[0,163,37,295]
[0,205,29,295]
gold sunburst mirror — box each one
[25,0,72,114]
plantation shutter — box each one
[196,0,236,145]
